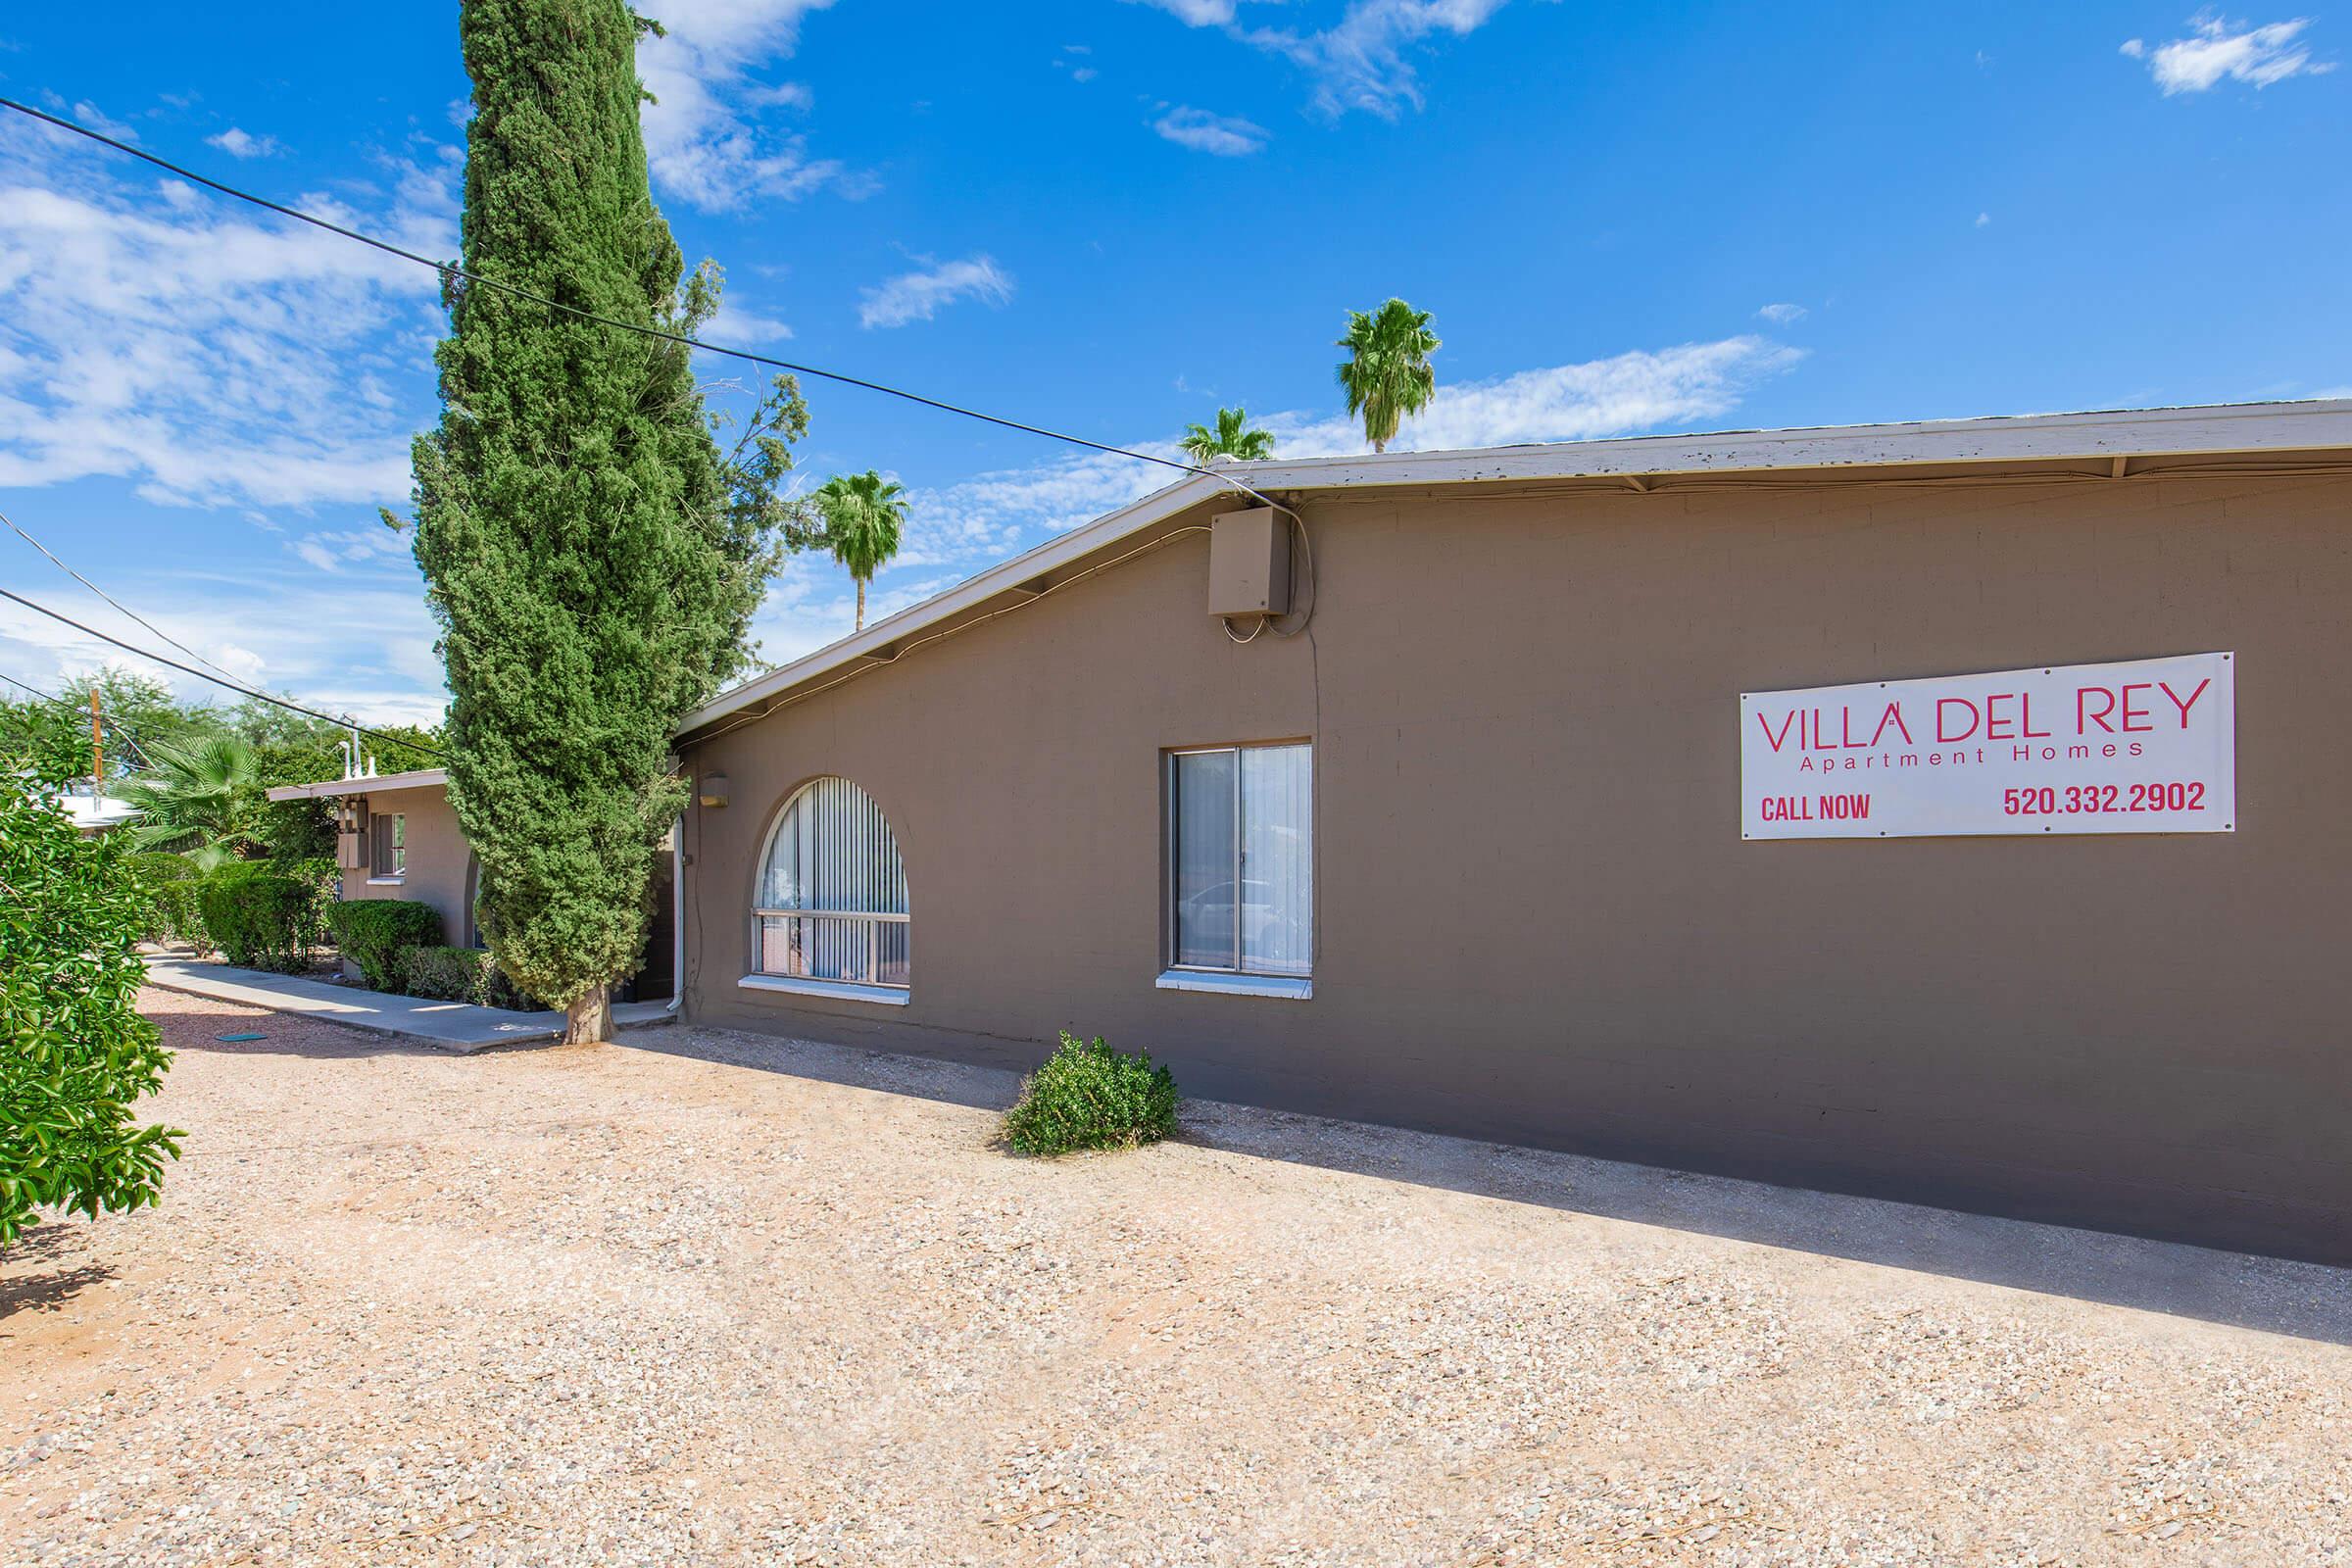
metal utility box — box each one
[335,799,368,871]
[1207,507,1291,617]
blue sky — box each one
[1,3,2345,725]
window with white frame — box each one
[754,777,909,989]
[369,812,405,879]
[1166,742,1312,979]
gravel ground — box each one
[5,989,2351,1567]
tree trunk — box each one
[855,576,866,632]
[1372,435,1388,454]
[564,983,612,1046]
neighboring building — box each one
[666,401,2352,1265]
[57,781,140,835]
[265,767,677,1001]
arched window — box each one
[754,778,909,990]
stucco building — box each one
[267,767,675,1001]
[666,402,2352,1265]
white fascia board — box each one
[265,766,449,803]
[675,401,2352,740]
[1225,400,2352,491]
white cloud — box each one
[205,126,280,159]
[2123,15,2333,93]
[0,563,447,729]
[1143,0,1512,118]
[1136,0,1243,23]
[1266,335,1802,455]
[1755,302,1807,324]
[1152,106,1269,155]
[741,333,1801,663]
[1975,211,1991,226]
[70,100,138,143]
[856,254,1014,329]
[704,297,795,344]
[635,0,867,211]
[0,116,457,510]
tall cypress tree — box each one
[411,0,783,1041]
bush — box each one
[322,900,444,991]
[131,853,212,954]
[2,781,183,1248]
[197,861,323,972]
[398,945,541,1011]
[1002,1031,1180,1156]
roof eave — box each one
[266,766,449,802]
[675,400,2352,742]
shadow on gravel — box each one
[636,1023,1021,1115]
[0,1226,118,1320]
[644,1021,2352,1348]
[142,998,438,1060]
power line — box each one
[0,94,1293,512]
[0,582,445,760]
[0,668,155,769]
[0,506,242,680]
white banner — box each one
[1741,653,2235,840]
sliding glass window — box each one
[1167,742,1312,979]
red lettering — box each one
[2021,692,2050,738]
[2121,682,2153,732]
[2160,678,2211,728]
[2079,686,2117,734]
[1984,693,2017,740]
[1756,710,1797,754]
[1936,697,1980,743]
[1869,702,1914,746]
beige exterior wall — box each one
[343,781,471,953]
[678,470,2352,1263]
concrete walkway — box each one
[143,957,673,1053]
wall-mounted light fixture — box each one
[697,771,730,809]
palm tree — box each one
[1180,407,1275,465]
[119,733,264,870]
[1335,298,1440,454]
[813,470,908,632]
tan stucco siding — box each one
[679,472,2352,1262]
[344,781,469,951]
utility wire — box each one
[0,582,446,760]
[0,506,242,680]
[0,668,155,769]
[0,94,1294,513]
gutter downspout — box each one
[667,814,685,1017]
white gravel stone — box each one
[2,988,2348,1565]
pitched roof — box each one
[266,766,448,802]
[669,399,2351,742]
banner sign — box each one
[1741,653,2235,840]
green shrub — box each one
[398,945,541,1010]
[322,900,443,991]
[2,780,183,1248]
[131,853,212,954]
[1002,1031,1181,1156]
[197,861,322,973]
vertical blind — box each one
[756,777,910,988]
[1170,743,1312,977]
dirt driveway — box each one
[5,990,2350,1566]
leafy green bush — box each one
[322,900,443,992]
[398,945,541,1011]
[2,780,183,1248]
[1002,1031,1181,1156]
[196,861,323,973]
[131,853,212,954]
